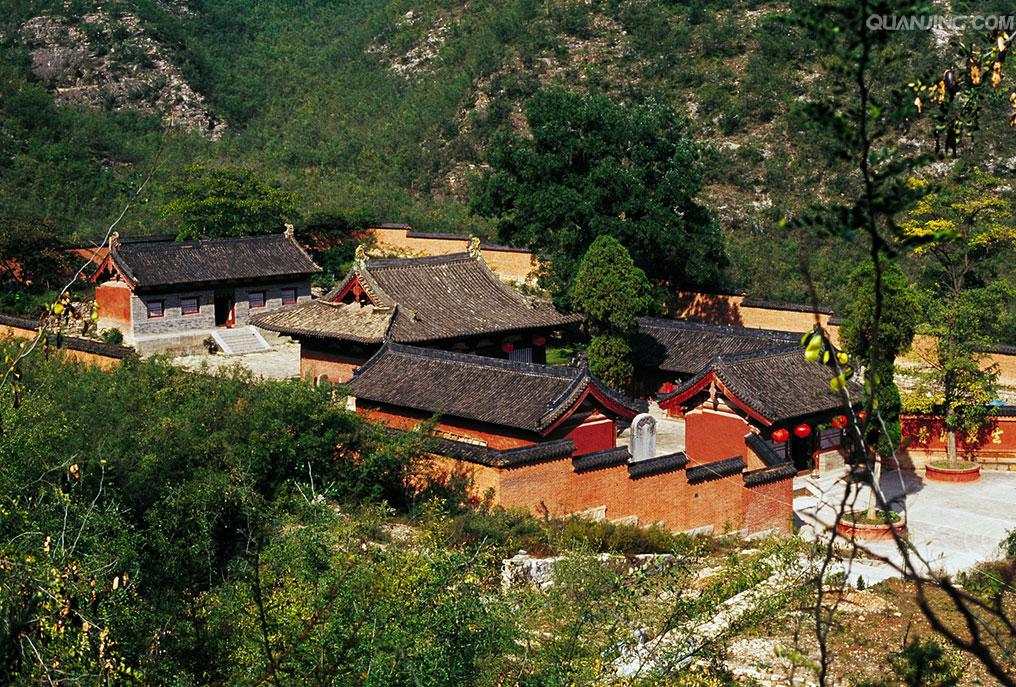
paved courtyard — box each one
[796,468,1016,576]
[616,402,686,455]
[173,342,301,380]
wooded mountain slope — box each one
[1,0,1013,309]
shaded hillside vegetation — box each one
[1,0,1014,309]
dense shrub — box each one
[436,505,693,557]
[0,352,445,682]
[100,327,124,344]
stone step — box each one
[211,326,271,355]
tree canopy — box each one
[160,166,298,240]
[840,258,920,367]
[568,236,653,391]
[911,285,1007,461]
[0,219,73,293]
[569,235,654,334]
[471,87,727,304]
[902,171,1016,461]
[840,258,919,458]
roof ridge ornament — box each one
[467,235,482,259]
[284,223,295,238]
[575,350,589,371]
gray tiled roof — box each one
[349,343,646,433]
[743,463,798,486]
[686,456,747,484]
[660,346,849,424]
[257,253,579,344]
[636,317,799,375]
[745,433,788,468]
[627,452,689,479]
[423,433,576,467]
[379,428,575,467]
[109,233,320,289]
[253,300,392,344]
[572,447,631,473]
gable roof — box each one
[658,347,849,426]
[348,343,646,434]
[252,300,393,344]
[255,253,578,344]
[636,317,799,376]
[96,233,320,289]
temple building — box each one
[634,317,800,396]
[92,231,319,354]
[656,346,853,474]
[345,343,799,534]
[252,250,580,383]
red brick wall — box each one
[683,471,753,532]
[358,404,538,450]
[901,414,1016,456]
[561,412,616,456]
[495,458,763,533]
[356,400,793,533]
[300,342,372,383]
[743,479,794,533]
[417,455,503,504]
[684,406,750,462]
[900,414,1016,470]
[95,281,133,331]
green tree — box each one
[587,333,635,392]
[297,211,373,289]
[903,171,1016,298]
[471,87,726,304]
[0,352,433,683]
[902,172,1016,464]
[911,286,1006,464]
[569,236,653,391]
[840,258,920,458]
[160,166,298,240]
[569,235,654,334]
[0,219,73,292]
[891,637,965,687]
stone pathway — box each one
[616,556,812,677]
[795,467,1016,576]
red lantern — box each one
[793,423,812,439]
[831,415,847,429]
[501,342,514,353]
[532,336,547,347]
[771,428,790,443]
[857,411,867,422]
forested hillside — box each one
[1,0,1014,309]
